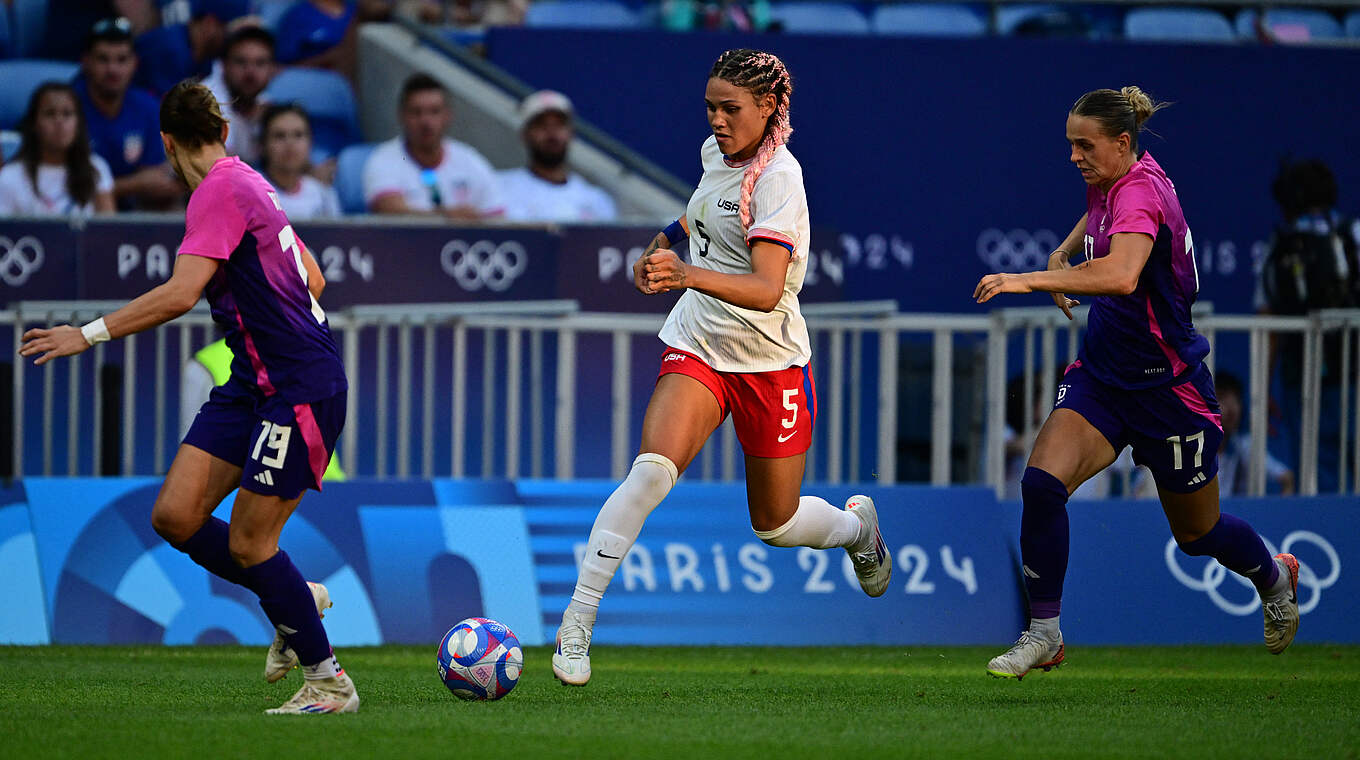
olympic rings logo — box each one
[1164,531,1340,616]
[439,239,528,292]
[976,228,1061,272]
[0,235,45,287]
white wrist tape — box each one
[80,317,111,346]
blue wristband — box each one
[662,219,687,246]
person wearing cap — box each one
[499,90,617,223]
[362,72,504,220]
[74,17,183,210]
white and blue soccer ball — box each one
[437,617,523,700]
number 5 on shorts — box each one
[252,421,292,468]
[781,389,798,429]
[1166,431,1205,470]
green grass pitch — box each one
[2,645,1357,759]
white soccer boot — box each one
[266,673,359,715]
[552,608,594,686]
[1263,553,1300,655]
[846,495,892,597]
[264,581,333,683]
[987,629,1065,679]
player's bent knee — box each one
[227,528,272,568]
[1175,517,1222,555]
[630,452,679,494]
[150,502,198,545]
[753,511,800,547]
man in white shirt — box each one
[498,90,616,223]
[362,73,504,220]
[202,25,277,166]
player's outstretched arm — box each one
[643,240,788,312]
[975,231,1152,305]
[19,254,221,366]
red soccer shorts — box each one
[656,347,817,458]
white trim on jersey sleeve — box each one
[744,166,804,259]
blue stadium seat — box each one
[1347,10,1360,37]
[11,0,47,57]
[1,130,20,162]
[1235,8,1343,41]
[770,2,871,34]
[1123,7,1234,42]
[0,59,80,130]
[334,142,377,215]
[871,4,986,37]
[524,1,643,29]
[254,0,295,31]
[263,67,361,158]
[997,4,1055,34]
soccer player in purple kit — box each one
[973,87,1301,679]
[19,81,357,714]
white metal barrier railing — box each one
[6,301,1358,497]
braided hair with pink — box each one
[710,49,793,231]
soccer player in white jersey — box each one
[552,49,891,687]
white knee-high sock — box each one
[565,453,678,625]
[753,495,865,549]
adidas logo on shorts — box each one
[1186,472,1206,487]
[254,471,276,486]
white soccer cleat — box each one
[1263,553,1300,655]
[552,610,594,686]
[846,495,892,598]
[265,673,359,715]
[987,629,1065,679]
[264,581,333,683]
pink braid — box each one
[711,49,794,231]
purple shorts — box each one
[183,380,345,499]
[1055,361,1223,494]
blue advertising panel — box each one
[1053,496,1357,645]
[6,478,1353,649]
[0,218,78,303]
[519,481,1023,645]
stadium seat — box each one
[870,4,986,37]
[769,2,871,34]
[1123,7,1235,42]
[1235,8,1343,41]
[0,59,80,130]
[10,0,46,57]
[1,130,20,162]
[1348,10,1360,37]
[524,1,643,29]
[263,67,361,158]
[334,142,377,215]
[255,0,295,31]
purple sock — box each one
[172,517,248,587]
[1178,513,1279,593]
[240,550,333,666]
[1020,467,1070,619]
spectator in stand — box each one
[1214,371,1294,497]
[260,104,342,220]
[499,90,616,223]
[397,0,526,26]
[274,0,359,80]
[1255,159,1360,492]
[362,73,504,220]
[202,24,278,165]
[0,83,115,216]
[132,0,246,97]
[74,17,183,210]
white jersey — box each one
[658,135,811,372]
[497,167,617,222]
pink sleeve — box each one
[178,176,247,260]
[1107,177,1163,239]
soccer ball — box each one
[437,617,523,700]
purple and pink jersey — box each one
[1078,152,1209,390]
[178,157,346,404]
